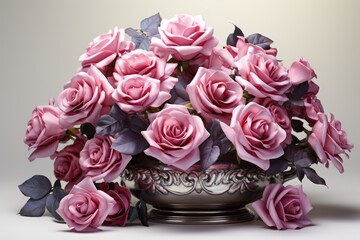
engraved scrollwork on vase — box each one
[122,167,276,196]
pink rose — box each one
[79,27,135,72]
[142,104,210,171]
[255,98,292,145]
[215,37,277,69]
[186,67,244,124]
[303,94,324,125]
[79,136,131,182]
[235,48,291,101]
[24,104,66,161]
[113,49,177,86]
[53,138,85,183]
[57,65,114,128]
[112,74,173,113]
[56,177,116,232]
[220,102,286,170]
[251,183,312,230]
[308,113,353,173]
[288,58,317,86]
[151,14,218,61]
[96,182,131,226]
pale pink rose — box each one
[53,138,85,183]
[79,27,135,72]
[288,58,317,86]
[251,184,312,230]
[112,74,173,113]
[56,177,116,232]
[79,136,132,182]
[220,102,286,170]
[215,37,277,69]
[255,98,292,145]
[24,104,66,161]
[96,182,131,226]
[142,104,210,171]
[308,113,353,173]
[57,65,114,128]
[151,14,218,61]
[113,49,177,87]
[235,48,291,101]
[186,67,244,124]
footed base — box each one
[149,207,255,224]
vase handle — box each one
[282,167,297,183]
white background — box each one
[0,0,359,239]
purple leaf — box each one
[125,27,140,38]
[18,175,52,200]
[128,114,148,133]
[138,37,151,51]
[131,34,150,50]
[96,115,124,136]
[46,193,63,221]
[303,167,327,186]
[127,206,138,222]
[200,138,220,170]
[246,33,273,50]
[291,81,309,100]
[109,104,127,121]
[296,168,305,181]
[112,128,149,155]
[136,199,149,227]
[227,24,244,47]
[19,196,47,217]
[207,120,232,154]
[140,13,161,37]
[266,157,289,176]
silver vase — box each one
[121,153,295,224]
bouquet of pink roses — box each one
[20,13,353,231]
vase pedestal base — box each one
[149,207,255,224]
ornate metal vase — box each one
[121,152,291,224]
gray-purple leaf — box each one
[131,34,148,50]
[266,157,289,176]
[127,206,138,222]
[96,115,123,136]
[208,120,232,154]
[296,168,305,181]
[136,199,149,227]
[45,193,63,221]
[128,114,148,133]
[246,33,273,50]
[140,12,161,37]
[291,81,309,100]
[19,196,47,217]
[227,24,244,47]
[109,104,127,121]
[112,129,149,155]
[200,138,220,170]
[303,167,327,186]
[138,37,151,51]
[125,27,140,38]
[18,175,52,200]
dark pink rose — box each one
[56,177,116,232]
[24,104,66,161]
[57,65,114,128]
[251,183,312,230]
[142,104,210,171]
[53,138,85,183]
[79,27,135,71]
[288,58,317,86]
[79,136,131,182]
[186,67,244,124]
[96,182,131,226]
[151,14,218,61]
[220,102,286,170]
[308,113,353,173]
[112,74,173,113]
[255,98,292,145]
[235,48,291,101]
[113,49,177,86]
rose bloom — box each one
[288,58,317,86]
[96,182,131,226]
[151,14,218,61]
[56,177,116,232]
[235,48,291,102]
[220,102,286,170]
[79,27,135,72]
[24,104,66,161]
[113,49,177,87]
[142,104,210,171]
[255,98,292,145]
[186,67,244,124]
[57,65,114,128]
[308,113,353,173]
[79,136,132,182]
[53,138,85,183]
[112,74,173,113]
[251,183,312,230]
